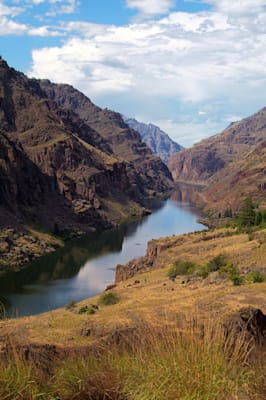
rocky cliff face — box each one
[123,117,183,164]
[199,139,266,214]
[0,58,172,235]
[168,108,266,213]
[39,80,173,199]
[168,109,266,183]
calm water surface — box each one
[0,190,206,317]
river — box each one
[0,189,206,317]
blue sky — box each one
[1,0,266,146]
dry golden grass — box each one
[0,227,265,349]
[152,228,266,272]
[1,315,264,400]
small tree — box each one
[238,197,256,228]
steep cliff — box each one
[39,80,173,197]
[168,108,266,213]
[0,58,172,236]
[122,117,183,164]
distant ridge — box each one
[123,117,183,164]
[168,107,266,214]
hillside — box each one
[39,80,172,193]
[0,227,265,399]
[122,116,183,164]
[168,108,266,213]
[0,59,172,230]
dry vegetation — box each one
[0,227,265,399]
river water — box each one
[0,190,206,317]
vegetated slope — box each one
[168,108,266,213]
[0,58,172,234]
[122,116,183,164]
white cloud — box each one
[126,0,175,17]
[0,2,22,17]
[45,0,77,16]
[10,0,78,16]
[203,0,265,14]
[28,2,266,145]
[28,25,61,36]
[0,16,28,34]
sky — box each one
[1,0,266,147]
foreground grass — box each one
[1,317,265,400]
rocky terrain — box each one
[39,80,172,194]
[123,116,183,164]
[168,108,266,214]
[0,58,173,269]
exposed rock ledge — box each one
[115,236,185,282]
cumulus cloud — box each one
[126,0,175,17]
[0,2,22,17]
[45,0,78,16]
[203,0,265,14]
[0,16,28,35]
[26,2,266,145]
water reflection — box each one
[0,188,206,317]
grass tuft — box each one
[0,317,265,400]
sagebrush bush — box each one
[167,260,197,279]
[99,291,119,306]
[207,253,227,272]
[246,270,266,283]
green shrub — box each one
[246,271,266,283]
[218,262,242,285]
[230,273,243,286]
[78,305,89,314]
[78,304,97,314]
[167,260,197,279]
[196,266,209,279]
[207,254,227,272]
[99,292,119,306]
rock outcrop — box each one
[123,117,183,164]
[115,238,174,282]
[39,80,173,199]
[0,58,173,236]
[225,308,266,348]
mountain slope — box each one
[0,58,172,234]
[168,108,266,183]
[123,117,183,164]
[39,80,173,197]
[168,108,266,213]
[199,139,266,213]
